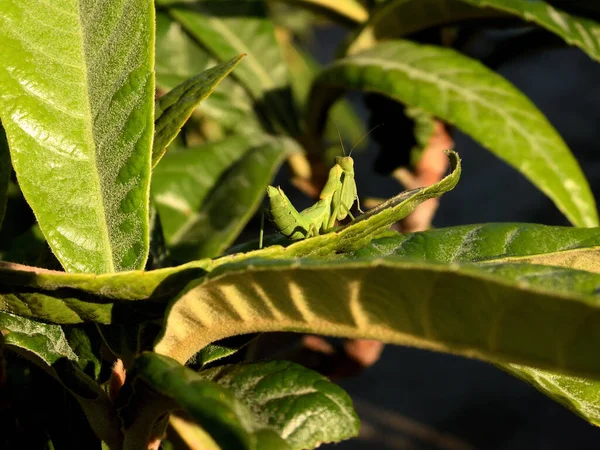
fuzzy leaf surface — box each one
[200,361,360,449]
[0,0,155,272]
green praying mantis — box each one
[263,128,380,246]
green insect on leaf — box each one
[266,155,360,240]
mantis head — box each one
[335,155,354,172]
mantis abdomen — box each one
[266,186,331,240]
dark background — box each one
[307,25,600,450]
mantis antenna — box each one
[348,123,384,156]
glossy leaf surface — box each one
[308,41,598,227]
[0,0,155,273]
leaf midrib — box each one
[333,53,594,227]
[77,1,115,272]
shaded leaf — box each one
[0,313,122,448]
[122,352,290,450]
[160,0,301,135]
[153,55,245,167]
[277,0,369,25]
[308,40,598,227]
[0,122,9,229]
[348,0,600,64]
[0,0,155,273]
[153,136,295,261]
[200,361,360,449]
[355,223,600,425]
[155,12,261,134]
[193,334,259,368]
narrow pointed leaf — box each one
[155,12,261,135]
[153,55,245,167]
[308,41,598,227]
[0,1,155,273]
[123,352,290,450]
[200,361,360,449]
[153,136,295,261]
[159,0,301,135]
[348,0,600,63]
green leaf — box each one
[308,40,598,227]
[0,313,123,448]
[503,364,600,426]
[199,361,360,449]
[0,122,9,230]
[153,256,600,378]
[152,135,295,260]
[155,13,261,135]
[277,0,369,24]
[346,0,502,54]
[0,1,155,273]
[354,223,600,425]
[0,312,78,365]
[159,0,301,135]
[153,55,246,167]
[348,0,600,64]
[123,352,290,450]
[355,223,600,272]
[193,334,259,368]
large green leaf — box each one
[0,150,459,324]
[122,352,290,450]
[159,0,301,135]
[200,361,359,449]
[0,122,10,229]
[348,0,600,62]
[0,0,155,273]
[155,12,261,135]
[152,135,295,260]
[353,223,600,425]
[153,55,245,167]
[308,40,598,227]
[0,313,122,448]
[154,256,600,378]
[355,223,600,271]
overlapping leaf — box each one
[353,223,600,425]
[308,40,598,227]
[0,0,155,273]
[152,135,295,261]
[200,361,359,449]
[278,0,369,24]
[123,353,290,450]
[347,0,600,63]
[0,313,122,447]
[153,55,245,167]
[158,0,301,135]
[155,12,261,135]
